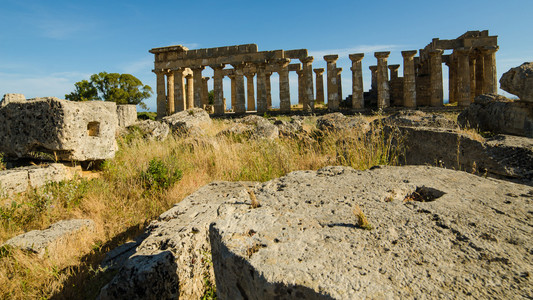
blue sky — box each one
[1,0,531,111]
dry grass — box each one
[0,116,404,299]
[352,204,372,230]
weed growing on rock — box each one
[353,205,373,230]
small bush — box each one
[137,112,156,121]
[140,158,183,192]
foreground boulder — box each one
[3,219,94,258]
[218,115,279,140]
[316,113,369,132]
[101,166,532,299]
[128,120,170,141]
[500,62,533,102]
[0,98,118,161]
[458,94,533,138]
[162,108,211,136]
[380,110,458,129]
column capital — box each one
[324,55,339,63]
[401,50,417,58]
[374,51,390,59]
[481,45,499,54]
[369,65,377,72]
[335,68,342,75]
[190,65,205,71]
[185,74,193,79]
[429,49,444,56]
[388,64,400,71]
[243,71,255,78]
[348,53,364,62]
[313,68,325,75]
[296,69,304,76]
[300,56,314,64]
[455,47,472,55]
[209,63,225,70]
[231,62,246,69]
[202,77,210,82]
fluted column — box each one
[455,48,472,107]
[166,70,175,115]
[348,53,364,109]
[429,49,444,107]
[211,64,225,114]
[201,77,210,108]
[402,50,417,108]
[475,51,484,96]
[155,70,166,120]
[388,64,400,79]
[482,45,498,94]
[191,66,205,108]
[375,51,390,108]
[296,69,304,105]
[469,54,476,102]
[232,63,246,113]
[244,71,255,111]
[256,62,268,114]
[278,59,291,112]
[336,68,343,105]
[185,74,194,109]
[173,68,185,112]
[301,56,314,112]
[265,72,272,109]
[324,55,339,110]
[369,65,378,91]
[228,74,236,111]
[314,68,325,105]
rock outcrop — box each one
[316,113,369,132]
[162,108,211,136]
[3,219,95,257]
[458,94,533,138]
[129,120,170,141]
[0,93,25,107]
[100,166,533,299]
[0,98,118,161]
[218,115,279,140]
[116,105,137,128]
[380,110,458,129]
[500,62,533,102]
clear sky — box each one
[1,0,532,111]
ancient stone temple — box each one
[150,30,498,116]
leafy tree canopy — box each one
[65,72,152,109]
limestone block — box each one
[116,105,137,128]
[500,62,533,102]
[316,113,369,132]
[3,219,95,257]
[0,93,25,107]
[0,169,29,196]
[162,108,211,136]
[130,120,170,141]
[217,115,279,140]
[0,98,118,161]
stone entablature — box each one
[150,30,499,116]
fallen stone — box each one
[0,98,118,161]
[379,109,458,129]
[162,108,211,136]
[3,219,95,257]
[316,113,369,132]
[210,166,532,299]
[500,62,533,102]
[218,115,279,140]
[0,93,25,107]
[116,105,137,128]
[458,94,533,138]
[274,119,304,138]
[0,163,82,196]
[129,120,169,141]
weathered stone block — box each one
[500,62,533,102]
[0,98,118,161]
[116,104,137,128]
[0,93,25,107]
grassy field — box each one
[0,116,405,299]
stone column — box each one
[278,59,291,112]
[244,71,255,111]
[445,60,456,104]
[201,77,210,107]
[348,53,364,109]
[185,74,194,109]
[455,48,472,107]
[336,68,343,105]
[482,45,498,94]
[256,62,268,114]
[375,51,391,108]
[402,50,417,108]
[475,51,484,96]
[388,64,400,79]
[166,70,175,115]
[155,70,166,120]
[173,68,185,112]
[324,55,339,110]
[301,56,315,112]
[211,64,225,114]
[232,63,246,113]
[296,69,304,105]
[429,49,444,107]
[314,68,325,105]
[228,74,236,111]
[191,66,205,108]
[265,72,272,109]
[469,54,476,103]
[369,66,378,91]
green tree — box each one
[208,90,214,105]
[65,72,152,109]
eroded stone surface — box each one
[500,62,533,102]
[0,98,118,161]
[218,115,279,140]
[316,113,369,132]
[162,108,211,135]
[116,104,137,128]
[3,219,94,257]
[380,110,458,129]
[0,93,25,107]
[211,166,533,299]
[129,120,170,141]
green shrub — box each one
[140,158,182,192]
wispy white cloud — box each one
[37,19,87,39]
[121,57,154,74]
[309,44,405,59]
[0,71,90,99]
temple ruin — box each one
[150,30,498,118]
